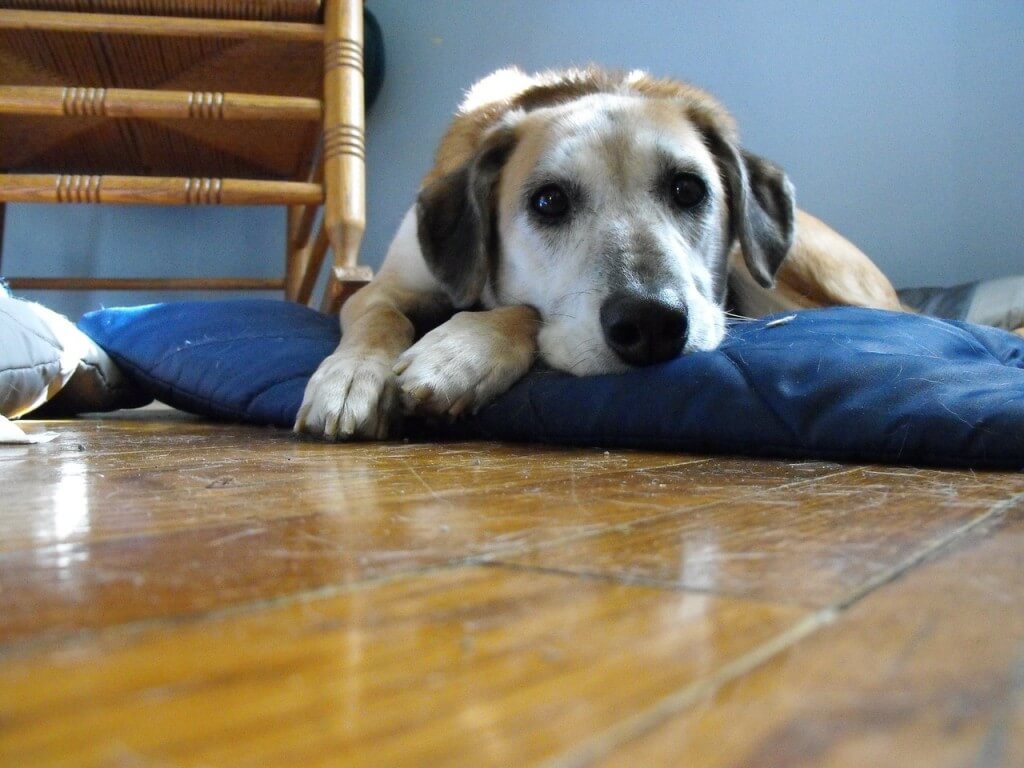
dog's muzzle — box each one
[600,291,689,366]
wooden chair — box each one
[0,0,372,311]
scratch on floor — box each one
[205,527,267,548]
[406,465,448,504]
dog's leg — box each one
[393,305,540,419]
[295,207,450,440]
[294,281,422,440]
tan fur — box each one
[424,67,738,187]
[496,113,550,214]
[729,210,901,316]
[779,211,901,310]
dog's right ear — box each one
[416,126,518,307]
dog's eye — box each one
[529,184,570,220]
[670,173,706,209]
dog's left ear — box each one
[416,126,518,307]
[704,131,796,288]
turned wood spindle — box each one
[322,0,366,288]
[0,174,323,206]
[0,85,322,121]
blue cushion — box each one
[79,300,338,428]
[78,299,1024,469]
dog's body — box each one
[296,67,901,440]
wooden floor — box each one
[1,410,1023,767]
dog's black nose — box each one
[600,292,688,366]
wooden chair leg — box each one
[285,205,305,301]
[320,278,342,314]
[322,0,371,306]
[284,146,326,302]
[298,224,330,306]
[320,275,367,314]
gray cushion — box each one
[898,274,1024,332]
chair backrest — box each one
[0,0,373,312]
[0,5,323,180]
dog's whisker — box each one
[565,341,608,375]
[558,289,602,305]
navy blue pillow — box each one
[78,300,1024,469]
[79,300,339,428]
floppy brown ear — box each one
[705,131,796,288]
[415,127,518,307]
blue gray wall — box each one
[5,0,1023,319]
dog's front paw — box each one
[393,310,536,419]
[294,352,399,440]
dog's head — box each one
[417,70,796,374]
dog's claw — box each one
[404,384,432,403]
[339,412,356,436]
[324,411,340,440]
[448,392,475,419]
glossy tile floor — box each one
[1,409,1023,767]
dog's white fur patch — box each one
[491,94,728,373]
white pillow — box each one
[0,288,148,418]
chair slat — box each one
[0,8,323,41]
[0,85,322,121]
[5,277,287,290]
[0,174,323,205]
[0,0,323,23]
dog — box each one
[295,66,901,440]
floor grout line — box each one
[830,491,1024,611]
[0,463,861,659]
[541,489,1024,768]
[544,610,839,768]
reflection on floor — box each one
[2,409,1023,767]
